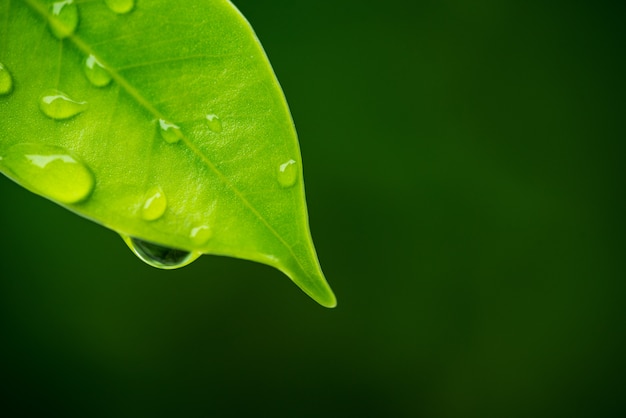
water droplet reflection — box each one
[39,89,87,120]
[1,143,94,204]
[122,235,200,269]
[141,186,167,221]
[277,159,298,188]
[84,54,112,87]
[0,62,13,96]
[49,0,79,39]
[205,114,222,133]
[158,119,183,143]
[105,0,135,14]
[190,225,212,245]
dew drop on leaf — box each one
[84,54,112,87]
[141,186,167,221]
[49,0,79,39]
[122,235,200,269]
[105,0,135,15]
[158,119,183,144]
[190,224,213,245]
[277,159,298,188]
[39,89,87,120]
[0,62,13,96]
[0,143,94,204]
[205,114,223,133]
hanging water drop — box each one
[0,62,13,96]
[84,54,112,87]
[122,235,201,269]
[277,159,298,188]
[39,89,87,120]
[205,114,223,133]
[190,225,213,245]
[141,186,167,221]
[0,143,94,204]
[158,119,183,143]
[105,0,135,14]
[49,0,79,39]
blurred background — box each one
[1,0,624,416]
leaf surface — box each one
[0,0,336,307]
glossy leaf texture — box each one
[0,0,336,307]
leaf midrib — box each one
[22,0,305,271]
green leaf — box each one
[0,0,336,308]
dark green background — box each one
[1,0,624,416]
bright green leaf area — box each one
[0,0,336,308]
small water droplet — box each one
[49,0,79,39]
[277,159,298,188]
[39,89,87,120]
[205,114,222,133]
[122,235,200,269]
[84,54,112,87]
[0,62,13,96]
[141,186,167,221]
[105,0,135,14]
[190,225,213,245]
[158,119,183,143]
[0,143,94,204]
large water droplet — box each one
[277,159,298,188]
[105,0,135,14]
[49,0,79,39]
[190,225,213,245]
[0,143,94,204]
[0,62,13,96]
[141,186,167,221]
[84,54,112,87]
[122,235,200,269]
[39,89,87,120]
[158,119,183,143]
[205,114,222,133]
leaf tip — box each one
[299,281,337,309]
[278,260,337,308]
[319,293,338,309]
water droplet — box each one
[190,225,213,245]
[84,54,111,87]
[49,0,79,39]
[39,89,87,120]
[205,114,222,133]
[158,119,183,143]
[141,186,167,221]
[0,62,13,96]
[105,0,135,14]
[277,159,298,188]
[0,143,94,204]
[122,235,200,269]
